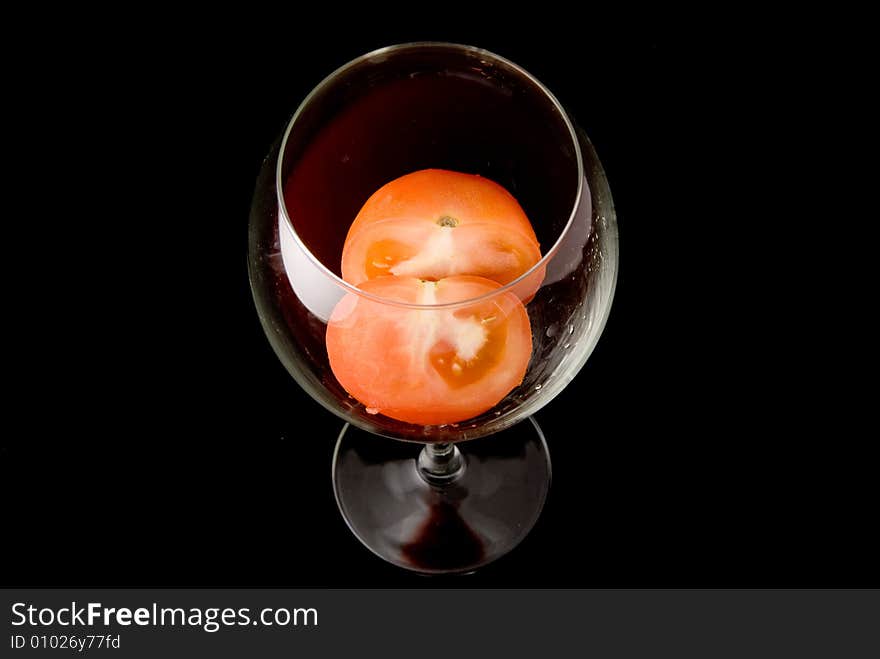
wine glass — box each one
[248,42,618,573]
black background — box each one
[3,15,873,587]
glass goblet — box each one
[248,42,618,573]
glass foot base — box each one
[332,418,551,574]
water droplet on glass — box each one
[535,384,543,391]
[365,407,379,415]
[546,323,559,337]
[563,343,570,349]
[568,325,574,335]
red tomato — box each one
[326,275,532,425]
[341,170,543,297]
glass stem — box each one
[417,442,464,485]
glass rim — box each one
[276,41,585,310]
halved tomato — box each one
[326,275,532,425]
[341,169,543,297]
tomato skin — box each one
[341,169,543,298]
[326,276,532,425]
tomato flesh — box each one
[326,276,532,425]
[341,169,542,292]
